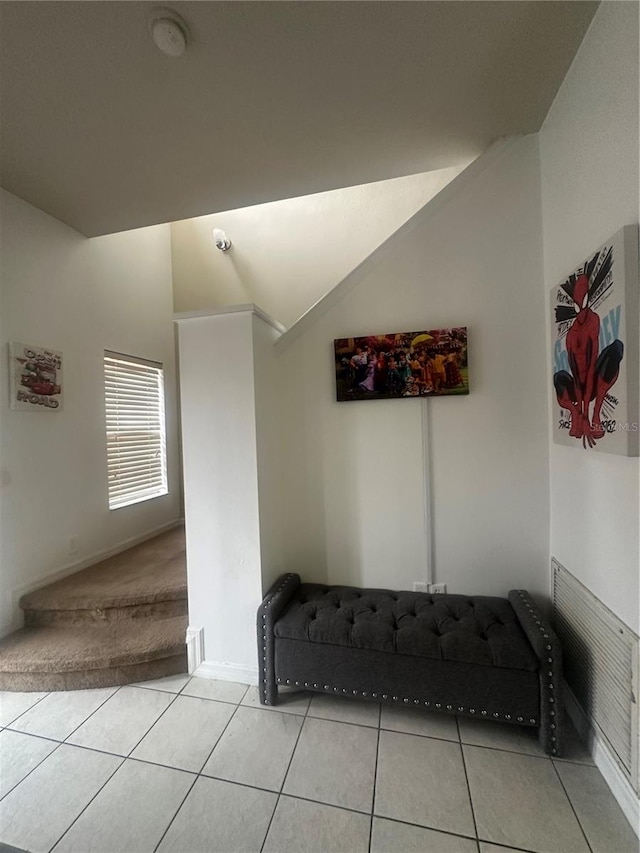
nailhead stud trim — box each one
[265,583,559,755]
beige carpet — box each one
[0,526,188,691]
[20,527,187,612]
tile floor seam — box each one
[376,813,481,844]
[180,694,243,709]
[457,716,480,842]
[130,684,184,696]
[2,692,50,729]
[171,683,245,708]
[195,771,286,800]
[260,686,314,853]
[552,755,595,766]
[60,684,124,746]
[549,756,595,853]
[122,687,183,759]
[368,725,381,853]
[13,686,122,744]
[123,754,199,776]
[127,690,243,773]
[151,770,199,853]
[475,835,549,853]
[307,711,379,729]
[194,694,243,776]
[301,705,380,729]
[459,739,557,762]
[380,725,459,743]
[45,753,127,853]
[3,728,64,746]
[0,734,65,804]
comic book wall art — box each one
[334,327,469,402]
[551,225,639,456]
[9,342,63,411]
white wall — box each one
[177,308,283,675]
[0,189,182,635]
[275,136,550,600]
[540,0,639,633]
[252,313,285,593]
[171,167,464,329]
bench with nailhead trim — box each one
[257,575,563,756]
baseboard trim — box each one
[1,518,184,639]
[186,626,204,674]
[194,660,258,686]
[564,683,639,835]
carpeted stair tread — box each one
[0,616,188,674]
[20,527,186,612]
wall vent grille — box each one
[552,559,638,792]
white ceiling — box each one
[0,1,597,237]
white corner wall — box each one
[276,136,550,600]
[0,189,182,635]
[176,308,284,677]
[540,0,639,633]
[170,167,465,329]
[252,312,285,592]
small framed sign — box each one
[9,342,63,411]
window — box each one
[104,351,168,510]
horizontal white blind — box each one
[104,352,168,510]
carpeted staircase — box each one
[0,527,188,691]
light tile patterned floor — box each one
[0,677,637,853]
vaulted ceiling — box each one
[0,1,597,237]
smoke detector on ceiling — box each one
[149,8,189,57]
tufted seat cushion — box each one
[273,584,538,671]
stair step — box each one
[23,598,187,628]
[2,526,189,692]
[0,616,188,692]
[19,528,186,615]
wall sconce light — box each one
[213,228,232,252]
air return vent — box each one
[552,559,638,792]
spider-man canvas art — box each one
[551,226,639,456]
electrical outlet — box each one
[69,535,79,555]
[429,583,447,594]
[412,581,429,594]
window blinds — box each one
[104,352,168,510]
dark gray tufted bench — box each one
[258,575,563,756]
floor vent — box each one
[552,559,638,792]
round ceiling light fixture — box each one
[149,8,188,57]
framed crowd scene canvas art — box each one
[334,327,469,402]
